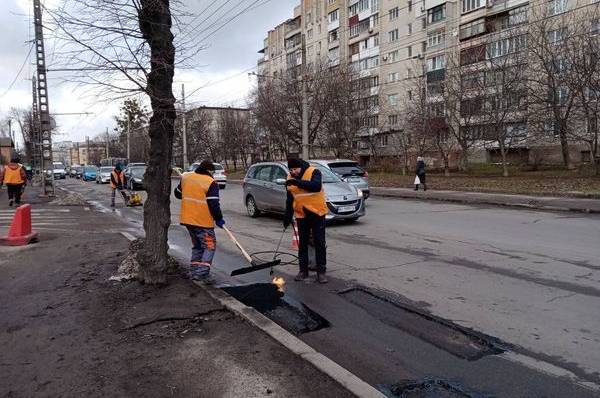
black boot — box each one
[414,185,419,191]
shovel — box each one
[223,226,281,276]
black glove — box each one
[285,179,299,187]
[117,184,124,190]
[283,217,292,230]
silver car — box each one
[96,166,112,184]
[188,162,227,189]
[243,162,365,222]
[311,159,370,199]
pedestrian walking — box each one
[414,156,427,191]
[110,164,129,207]
[174,159,225,280]
[283,158,329,284]
[1,156,27,207]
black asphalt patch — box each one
[378,378,489,398]
[221,283,330,335]
[338,287,504,360]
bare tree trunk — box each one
[136,0,176,285]
[559,124,572,170]
[443,155,450,177]
[499,141,509,177]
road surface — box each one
[58,178,600,397]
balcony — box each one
[285,17,301,38]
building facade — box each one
[258,0,600,168]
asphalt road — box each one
[59,178,600,397]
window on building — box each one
[462,71,484,88]
[328,0,336,4]
[389,29,399,42]
[329,29,339,42]
[459,18,485,40]
[426,54,445,71]
[328,9,339,23]
[374,33,380,46]
[328,46,340,62]
[307,12,312,24]
[460,44,486,65]
[407,46,413,57]
[407,23,413,35]
[547,27,567,44]
[592,19,600,34]
[388,72,399,82]
[462,0,483,14]
[486,35,527,59]
[407,68,413,78]
[388,93,399,106]
[387,50,399,62]
[408,90,413,100]
[422,17,427,29]
[548,0,567,15]
[307,29,313,39]
[553,87,569,105]
[509,5,528,26]
[371,13,379,26]
[380,134,389,146]
[408,0,413,11]
[389,114,399,126]
[428,5,446,23]
[390,7,399,20]
[372,0,379,12]
[427,30,445,48]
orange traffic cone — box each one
[291,220,299,250]
[0,204,39,246]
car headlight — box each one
[356,188,363,198]
[134,178,142,182]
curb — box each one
[118,230,385,398]
[371,190,600,214]
[195,282,387,398]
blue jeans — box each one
[186,226,216,280]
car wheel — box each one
[96,180,99,184]
[246,196,261,218]
[219,184,226,190]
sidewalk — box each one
[370,187,600,213]
[0,187,355,398]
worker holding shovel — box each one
[110,164,129,207]
[175,160,225,280]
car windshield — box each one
[313,165,342,183]
[130,167,146,178]
[213,164,224,171]
[84,167,97,172]
[53,163,65,169]
[100,167,112,172]
[327,162,365,177]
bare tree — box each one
[50,0,185,283]
[9,108,35,163]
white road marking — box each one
[500,352,600,393]
[120,231,136,241]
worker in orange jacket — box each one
[1,156,27,207]
[110,164,129,207]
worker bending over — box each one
[175,160,225,280]
[1,156,27,207]
[110,164,129,207]
[284,158,328,284]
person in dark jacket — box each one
[415,156,427,191]
[175,160,225,280]
[283,158,329,284]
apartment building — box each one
[258,0,600,167]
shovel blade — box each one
[230,259,282,276]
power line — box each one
[0,43,34,98]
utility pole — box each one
[181,83,188,169]
[33,0,54,196]
[105,127,109,159]
[8,120,12,145]
[31,77,40,173]
[127,112,131,164]
[86,136,90,165]
[301,34,309,160]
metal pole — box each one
[86,136,90,165]
[105,127,109,159]
[301,34,309,160]
[33,0,54,196]
[8,120,12,145]
[181,83,188,169]
[127,112,131,164]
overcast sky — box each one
[0,0,297,146]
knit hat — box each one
[198,159,215,172]
[287,158,305,169]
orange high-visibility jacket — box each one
[287,166,328,219]
[3,164,25,185]
[180,172,216,228]
[110,170,125,189]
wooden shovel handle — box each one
[222,226,253,264]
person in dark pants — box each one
[415,156,427,191]
[110,164,129,207]
[175,160,225,280]
[1,156,27,207]
[284,158,328,284]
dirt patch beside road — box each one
[0,202,354,397]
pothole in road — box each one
[379,379,485,398]
[338,287,504,360]
[221,283,330,335]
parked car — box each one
[82,166,98,181]
[242,161,365,222]
[171,167,183,178]
[125,165,147,190]
[96,166,113,184]
[128,162,146,167]
[52,162,67,179]
[312,159,370,199]
[188,162,227,189]
[71,165,83,178]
